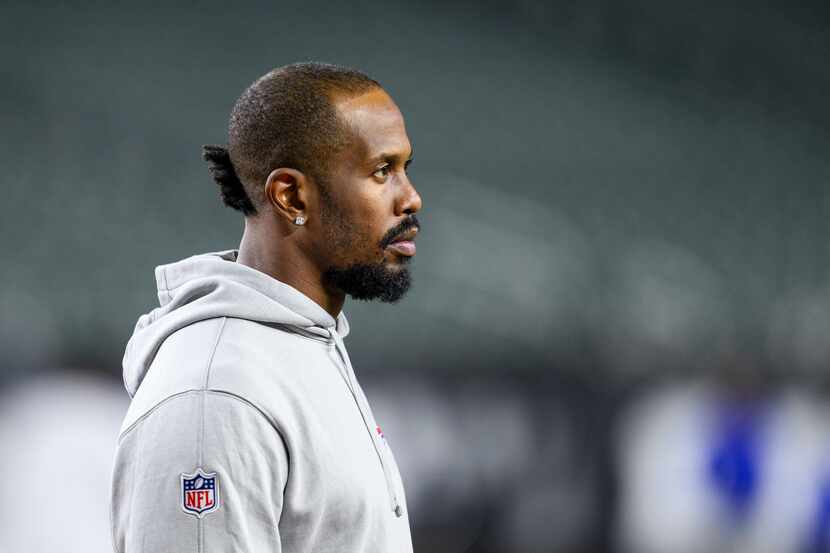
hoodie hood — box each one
[122,249,349,397]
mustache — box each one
[380,215,421,249]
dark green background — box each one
[4,0,829,381]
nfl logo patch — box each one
[181,468,219,517]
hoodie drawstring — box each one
[328,328,403,518]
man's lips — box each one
[387,240,416,256]
[386,227,418,256]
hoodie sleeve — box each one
[111,390,287,553]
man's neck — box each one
[236,219,345,319]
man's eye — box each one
[373,165,391,179]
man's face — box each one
[313,88,422,303]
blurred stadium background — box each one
[2,1,830,552]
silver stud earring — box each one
[294,216,306,226]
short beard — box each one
[317,180,419,303]
[322,260,412,303]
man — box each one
[111,62,422,553]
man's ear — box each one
[264,168,308,224]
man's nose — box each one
[397,175,422,216]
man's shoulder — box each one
[120,316,331,438]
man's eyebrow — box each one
[371,147,415,165]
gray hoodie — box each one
[111,249,413,553]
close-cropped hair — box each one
[203,62,381,216]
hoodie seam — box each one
[113,421,142,553]
[116,389,292,497]
[116,389,289,448]
[204,389,294,489]
[198,317,225,553]
[118,390,205,443]
[202,316,228,442]
[158,265,171,303]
